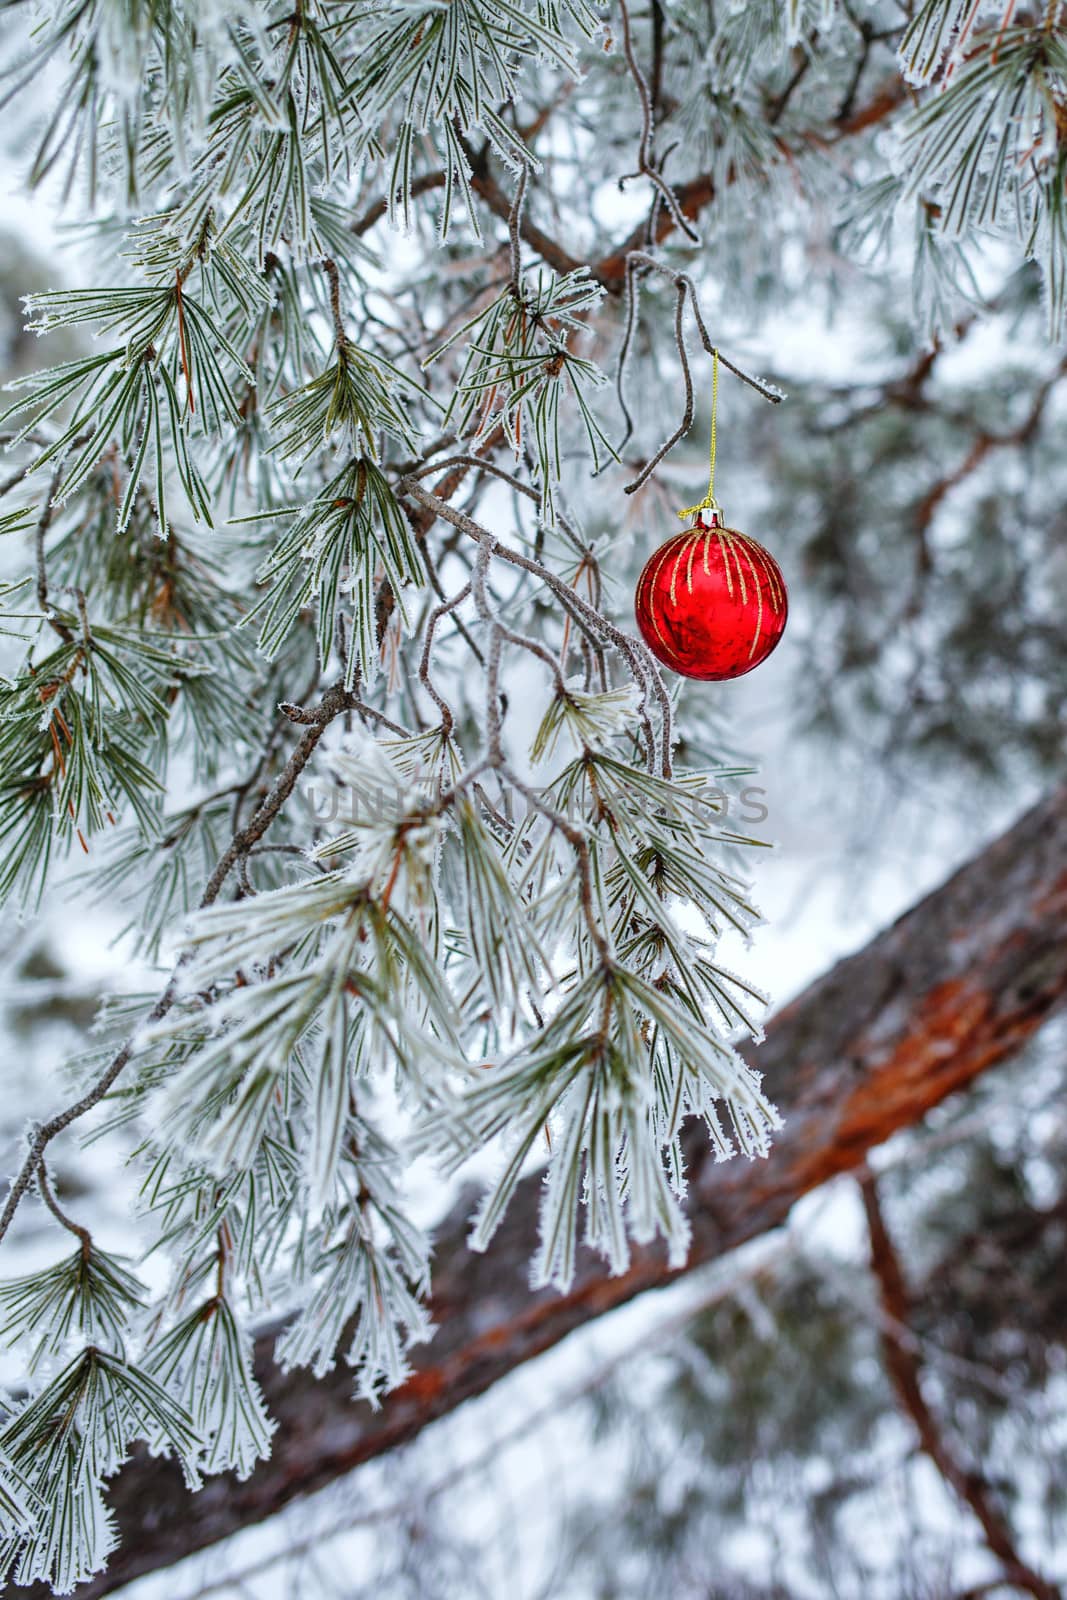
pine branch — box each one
[1,6,1064,1585]
[26,780,1067,1598]
[0,681,359,1250]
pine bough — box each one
[0,0,1063,1588]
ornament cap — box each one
[676,497,725,527]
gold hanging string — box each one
[677,348,722,525]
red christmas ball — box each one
[634,518,788,681]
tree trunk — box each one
[34,784,1067,1599]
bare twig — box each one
[201,681,356,905]
[623,280,693,495]
[616,0,699,245]
[616,256,782,497]
[768,39,815,125]
[860,1175,1062,1600]
[398,477,675,775]
[418,583,472,738]
[34,468,74,645]
[613,257,643,454]
[350,172,448,238]
[320,257,347,349]
[626,254,785,402]
[508,166,529,293]
[36,1159,92,1260]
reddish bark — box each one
[23,784,1067,1599]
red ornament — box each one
[634,512,788,681]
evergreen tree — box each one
[0,0,1065,1590]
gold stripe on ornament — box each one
[685,533,699,593]
[667,532,694,608]
[645,541,684,658]
[734,534,764,658]
[742,533,785,612]
[719,531,749,607]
